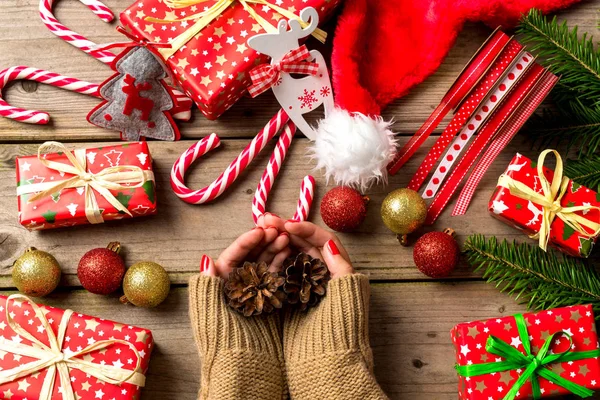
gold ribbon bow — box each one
[0,294,145,400]
[16,142,154,225]
[146,0,327,59]
[497,149,600,251]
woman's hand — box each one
[258,214,354,279]
[201,226,291,279]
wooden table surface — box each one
[1,1,598,398]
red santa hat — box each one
[312,0,581,192]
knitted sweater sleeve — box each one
[188,274,287,400]
[283,273,389,400]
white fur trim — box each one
[309,108,397,192]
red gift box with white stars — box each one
[15,142,157,231]
[451,305,600,399]
[119,0,340,120]
[0,295,153,400]
[488,153,600,257]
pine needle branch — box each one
[464,235,600,317]
[565,155,600,190]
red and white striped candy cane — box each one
[291,175,315,222]
[39,0,193,121]
[40,0,116,64]
[0,66,98,124]
[171,109,289,204]
[251,123,315,224]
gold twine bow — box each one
[497,149,600,251]
[146,0,327,59]
[0,294,145,400]
[16,142,154,225]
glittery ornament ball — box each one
[12,248,61,297]
[413,231,460,278]
[320,186,369,232]
[78,248,125,295]
[381,188,427,235]
[122,261,170,308]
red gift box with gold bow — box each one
[119,0,340,119]
[488,150,600,257]
[15,142,157,231]
[0,295,153,399]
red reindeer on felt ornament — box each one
[121,74,154,122]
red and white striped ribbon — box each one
[408,40,522,192]
[422,51,533,199]
[387,29,510,175]
[39,0,192,121]
[452,70,559,216]
[292,176,315,222]
[425,64,546,225]
[0,66,99,124]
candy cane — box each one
[291,175,315,222]
[39,0,193,121]
[171,109,290,204]
[0,66,98,124]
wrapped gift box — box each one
[0,295,153,399]
[16,142,157,230]
[488,152,600,257]
[452,304,600,399]
[120,0,340,119]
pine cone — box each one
[224,261,286,317]
[283,253,330,311]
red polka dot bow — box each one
[248,45,319,97]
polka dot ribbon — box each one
[407,40,522,192]
[426,63,546,225]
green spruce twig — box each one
[565,154,600,190]
[464,235,600,317]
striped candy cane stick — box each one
[252,122,296,224]
[171,109,290,204]
[292,175,316,222]
[39,0,192,121]
[0,66,99,124]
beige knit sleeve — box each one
[188,274,288,400]
[283,273,389,400]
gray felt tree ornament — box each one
[88,46,180,141]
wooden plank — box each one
[0,281,530,399]
[1,135,537,287]
[1,1,596,141]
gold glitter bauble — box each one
[121,262,170,308]
[12,248,61,297]
[381,188,427,235]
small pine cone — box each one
[283,253,330,311]
[224,261,286,317]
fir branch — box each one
[464,235,600,316]
[565,154,600,190]
[518,9,600,106]
[524,100,600,156]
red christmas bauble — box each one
[413,230,460,278]
[78,242,125,295]
[320,186,369,232]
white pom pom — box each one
[309,108,397,192]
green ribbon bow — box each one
[456,313,600,400]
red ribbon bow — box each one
[248,45,319,97]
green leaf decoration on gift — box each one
[516,203,523,210]
[464,235,600,317]
[115,192,132,213]
[579,237,594,258]
[122,143,130,148]
[567,201,576,207]
[143,181,155,204]
[563,223,576,241]
[572,182,582,192]
[42,210,57,224]
[531,160,537,169]
[51,192,61,203]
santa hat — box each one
[312,0,581,191]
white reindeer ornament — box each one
[247,7,334,140]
